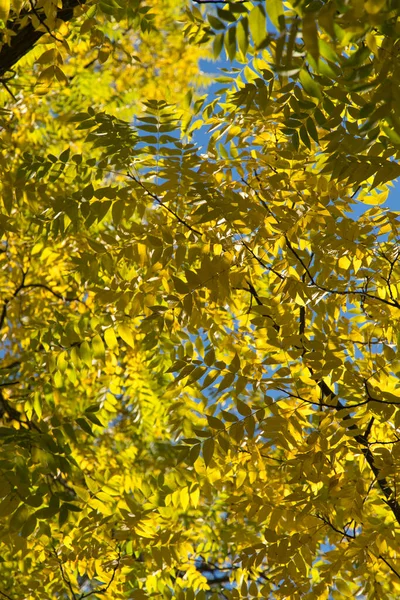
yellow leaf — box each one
[0,0,9,22]
[180,487,189,510]
[364,0,386,14]
[265,0,284,30]
[104,327,118,350]
[118,324,134,348]
[338,255,351,270]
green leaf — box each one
[203,438,215,467]
[265,0,284,31]
[0,495,19,517]
[207,415,225,430]
[20,514,37,538]
[79,341,92,368]
[224,26,237,61]
[237,17,249,56]
[213,33,224,59]
[59,505,69,527]
[249,4,267,48]
[299,69,322,100]
[76,418,95,437]
[208,14,225,30]
[92,334,105,360]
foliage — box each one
[2,0,400,599]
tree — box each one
[1,0,400,598]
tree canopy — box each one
[2,0,400,598]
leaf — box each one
[172,276,189,294]
[92,334,105,360]
[104,327,118,349]
[237,400,252,417]
[213,33,224,59]
[20,514,37,538]
[265,0,284,31]
[76,418,95,437]
[131,590,149,600]
[306,117,319,143]
[0,495,19,517]
[224,26,237,61]
[79,341,92,368]
[203,438,215,467]
[249,4,266,48]
[59,505,69,527]
[208,14,225,30]
[207,415,225,430]
[118,324,134,348]
[0,0,9,23]
[237,17,249,56]
[85,412,104,426]
[299,69,322,100]
[188,444,201,464]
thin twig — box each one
[21,283,82,303]
[379,555,400,581]
[128,173,202,236]
[28,0,64,43]
[241,240,284,280]
[52,546,77,600]
[79,548,121,599]
[315,513,356,539]
[285,236,400,309]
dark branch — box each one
[21,283,81,303]
[79,549,121,599]
[128,172,202,236]
[285,236,400,309]
[379,555,400,581]
[0,0,86,78]
[316,378,400,526]
[241,240,284,280]
[315,513,356,540]
[52,546,77,600]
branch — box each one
[0,380,19,387]
[241,240,284,280]
[315,513,356,540]
[0,270,26,331]
[285,236,400,309]
[21,283,82,303]
[245,280,280,330]
[28,0,64,43]
[0,274,82,333]
[316,378,400,526]
[128,173,202,236]
[52,546,77,600]
[0,0,86,77]
[0,301,7,331]
[79,549,121,599]
[379,554,400,581]
[0,589,13,600]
